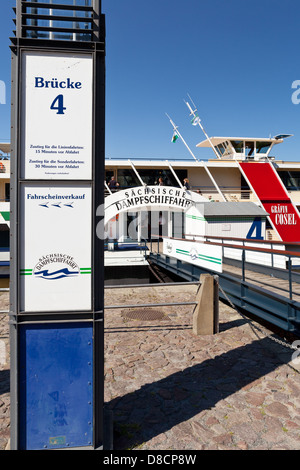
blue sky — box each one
[1,0,300,161]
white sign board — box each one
[20,185,92,312]
[21,51,93,180]
[163,238,223,273]
[104,186,207,225]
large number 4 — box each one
[50,94,66,115]
[246,217,263,240]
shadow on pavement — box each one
[106,335,293,449]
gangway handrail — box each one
[148,250,300,333]
[186,234,300,246]
[105,281,200,289]
[105,301,197,310]
[203,241,300,258]
[151,235,300,258]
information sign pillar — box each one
[10,0,105,450]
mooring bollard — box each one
[193,274,219,335]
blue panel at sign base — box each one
[19,323,93,450]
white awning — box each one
[196,137,282,148]
[0,143,10,154]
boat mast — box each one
[184,95,221,160]
[166,113,226,201]
[166,113,199,163]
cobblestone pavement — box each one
[1,285,300,451]
[104,284,300,451]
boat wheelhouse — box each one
[2,132,300,248]
[104,133,300,244]
[196,134,292,160]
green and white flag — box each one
[171,131,179,143]
[191,115,200,126]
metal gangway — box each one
[148,235,300,336]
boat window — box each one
[116,169,140,188]
[214,146,223,157]
[245,142,255,156]
[216,144,226,155]
[105,170,114,183]
[256,142,272,154]
[136,169,187,187]
[216,142,232,157]
[116,168,187,188]
[278,171,300,191]
[231,141,244,153]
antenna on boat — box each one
[184,95,221,160]
[187,93,197,110]
[165,113,199,162]
[166,113,226,201]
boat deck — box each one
[149,240,300,303]
[223,263,300,303]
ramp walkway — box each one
[148,237,300,336]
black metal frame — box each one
[10,0,105,450]
[13,1,104,43]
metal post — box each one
[31,0,38,39]
[92,0,101,42]
[288,256,293,301]
[214,275,219,334]
[167,160,184,188]
[165,114,226,200]
[129,159,145,186]
[49,0,53,40]
[105,180,112,194]
[10,0,105,451]
[201,161,226,201]
[242,248,246,282]
[184,98,222,160]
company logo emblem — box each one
[189,248,198,261]
[20,253,92,280]
[166,242,173,253]
[33,253,79,280]
[35,267,79,280]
